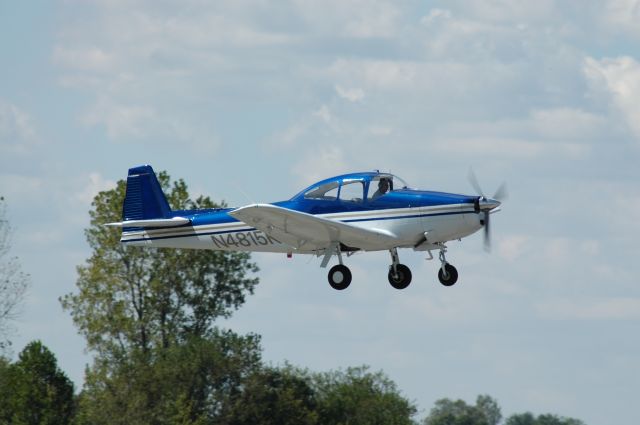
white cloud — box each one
[529,107,607,141]
[603,0,640,38]
[584,55,640,141]
[497,234,529,262]
[335,85,365,102]
[292,146,348,185]
[293,0,402,39]
[537,297,640,320]
[328,59,418,90]
[421,8,452,26]
[369,126,392,137]
[53,46,115,72]
[82,97,155,139]
[74,172,117,206]
[0,174,43,200]
[0,101,38,154]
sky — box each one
[1,1,639,423]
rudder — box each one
[123,165,172,221]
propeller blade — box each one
[493,182,508,202]
[468,168,484,197]
[483,211,491,252]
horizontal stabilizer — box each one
[105,217,190,228]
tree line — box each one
[0,178,586,424]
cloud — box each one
[82,97,156,139]
[0,174,43,200]
[292,146,348,185]
[497,234,529,261]
[74,172,117,206]
[584,55,640,141]
[603,0,640,38]
[536,297,640,320]
[335,85,365,102]
[293,0,402,39]
[53,46,115,72]
[0,101,38,155]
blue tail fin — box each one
[123,165,172,221]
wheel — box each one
[388,264,412,289]
[438,264,458,286]
[328,264,352,290]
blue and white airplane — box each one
[107,165,505,290]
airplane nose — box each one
[478,197,501,211]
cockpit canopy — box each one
[292,172,410,203]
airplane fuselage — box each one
[120,189,483,254]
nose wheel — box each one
[437,248,458,286]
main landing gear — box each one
[388,248,412,289]
[326,244,352,290]
[328,264,351,290]
[324,245,413,290]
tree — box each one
[75,331,262,425]
[0,341,75,425]
[311,366,417,425]
[219,366,319,425]
[61,171,260,423]
[423,395,502,425]
[0,196,30,352]
[506,412,585,425]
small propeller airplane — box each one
[107,165,506,290]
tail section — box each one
[123,165,171,221]
[106,165,190,228]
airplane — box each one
[107,165,505,290]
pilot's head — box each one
[378,179,389,193]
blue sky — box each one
[1,1,639,424]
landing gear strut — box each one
[388,248,412,289]
[437,248,458,286]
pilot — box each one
[372,178,390,200]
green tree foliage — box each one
[311,366,417,425]
[423,395,502,425]
[75,331,262,425]
[0,341,74,425]
[60,171,260,424]
[505,412,586,425]
[219,366,319,425]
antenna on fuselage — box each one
[232,183,256,205]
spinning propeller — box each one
[468,169,508,251]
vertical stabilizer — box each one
[123,165,171,221]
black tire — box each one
[438,264,458,286]
[328,264,352,290]
[388,264,412,289]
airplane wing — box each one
[229,204,398,251]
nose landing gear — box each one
[436,248,458,286]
